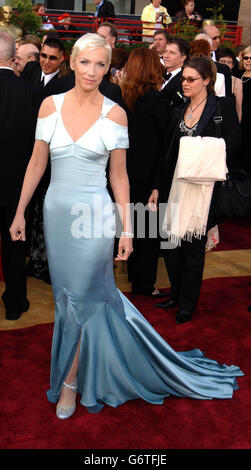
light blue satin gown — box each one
[35,92,243,414]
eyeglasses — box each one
[211,35,221,40]
[219,59,233,66]
[181,76,202,83]
[243,56,251,61]
[40,52,60,61]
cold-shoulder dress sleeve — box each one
[101,118,129,152]
[35,112,57,144]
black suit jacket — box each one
[124,89,170,203]
[97,0,115,19]
[0,69,37,204]
[21,61,60,107]
[159,93,242,226]
[161,71,184,108]
[40,70,123,105]
[21,61,59,87]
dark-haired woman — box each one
[156,56,242,323]
[120,47,169,297]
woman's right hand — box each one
[9,213,26,242]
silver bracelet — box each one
[121,231,134,238]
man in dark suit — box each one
[21,37,64,284]
[161,37,189,108]
[0,31,37,320]
[21,37,64,98]
[93,0,115,20]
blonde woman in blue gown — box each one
[10,33,243,420]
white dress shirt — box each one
[211,51,217,61]
[215,72,226,97]
[41,70,59,86]
[162,67,181,90]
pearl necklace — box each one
[187,96,207,121]
[242,75,251,83]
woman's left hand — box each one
[148,189,159,211]
[115,236,133,261]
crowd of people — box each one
[0,4,250,320]
[0,2,248,420]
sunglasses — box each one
[181,76,202,83]
[40,52,60,61]
[212,35,221,40]
[243,56,251,61]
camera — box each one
[111,68,119,76]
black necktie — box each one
[164,72,172,82]
[40,75,45,88]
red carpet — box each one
[216,217,251,251]
[0,276,250,450]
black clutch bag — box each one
[215,169,251,218]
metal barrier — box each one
[38,13,243,47]
[38,13,99,40]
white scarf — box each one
[162,136,228,245]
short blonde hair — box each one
[239,45,251,71]
[71,33,112,67]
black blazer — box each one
[21,61,59,88]
[0,69,38,204]
[124,89,170,204]
[40,70,123,105]
[159,93,242,226]
[97,0,115,19]
[161,71,184,108]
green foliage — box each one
[205,3,225,24]
[172,20,198,43]
[205,2,227,37]
[10,0,42,35]
[205,3,237,52]
[63,39,75,57]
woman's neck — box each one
[243,70,251,78]
[72,83,102,107]
[190,91,208,108]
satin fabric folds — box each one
[35,93,243,414]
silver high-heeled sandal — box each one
[56,378,77,420]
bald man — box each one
[198,28,232,96]
[202,25,221,60]
[14,43,39,74]
[0,31,37,320]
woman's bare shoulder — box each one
[107,104,128,127]
[38,96,57,119]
